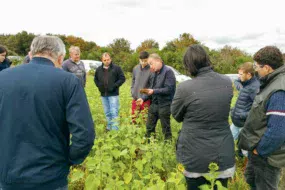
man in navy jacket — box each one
[230,62,260,140]
[0,36,95,190]
[137,53,176,140]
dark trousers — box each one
[146,104,172,140]
[185,176,228,190]
[245,152,281,190]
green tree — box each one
[173,33,200,50]
[64,35,88,52]
[136,39,159,53]
[108,38,132,55]
[162,33,200,52]
[210,45,252,74]
[4,31,35,55]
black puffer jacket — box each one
[171,67,235,173]
[231,76,260,128]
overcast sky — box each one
[2,0,285,54]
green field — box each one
[67,75,252,190]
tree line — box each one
[0,31,255,74]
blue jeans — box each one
[231,123,248,156]
[245,152,281,190]
[230,123,242,140]
[101,96,119,130]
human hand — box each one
[253,149,258,155]
[146,89,154,95]
[136,98,143,106]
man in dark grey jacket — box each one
[131,51,152,124]
[137,53,176,140]
[62,46,86,87]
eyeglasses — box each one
[253,62,264,70]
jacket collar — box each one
[241,76,258,87]
[156,63,165,74]
[30,57,55,67]
[101,62,113,69]
[69,58,81,65]
[196,66,213,76]
[260,65,285,89]
[140,64,150,70]
[0,58,12,66]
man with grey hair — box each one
[0,36,95,190]
[137,53,176,140]
[62,46,86,87]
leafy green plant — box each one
[67,76,249,190]
[199,163,227,190]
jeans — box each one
[185,176,228,190]
[146,104,172,140]
[230,123,248,157]
[101,96,119,130]
[230,123,242,140]
[245,152,281,190]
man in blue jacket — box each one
[0,36,95,190]
[231,62,260,141]
[137,53,176,140]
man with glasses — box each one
[238,46,285,190]
[131,51,152,124]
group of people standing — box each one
[171,45,285,190]
[0,35,284,190]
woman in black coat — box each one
[0,45,12,72]
[171,45,235,190]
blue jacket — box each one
[0,58,12,72]
[0,57,95,190]
[231,76,260,127]
[144,64,176,107]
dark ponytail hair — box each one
[183,44,211,76]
